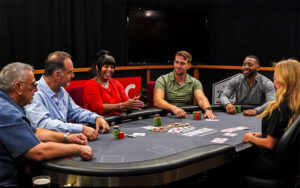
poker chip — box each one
[119,132,125,139]
[153,116,162,126]
[235,105,241,113]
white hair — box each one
[0,62,33,93]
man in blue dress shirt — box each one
[0,62,93,186]
[25,51,110,140]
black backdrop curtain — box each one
[0,0,300,69]
[0,0,127,69]
[208,0,300,66]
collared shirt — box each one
[0,90,40,186]
[25,76,99,133]
[155,71,203,107]
[220,73,276,113]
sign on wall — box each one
[66,77,141,99]
[212,74,238,105]
[114,77,141,99]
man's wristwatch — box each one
[205,107,212,111]
[63,132,70,143]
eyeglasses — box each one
[19,81,37,89]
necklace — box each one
[96,77,109,89]
[102,81,109,89]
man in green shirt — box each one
[154,51,216,119]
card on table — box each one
[211,138,228,143]
[205,119,219,121]
[142,126,155,130]
[221,126,249,133]
[223,132,238,137]
[132,133,146,136]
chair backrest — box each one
[147,81,156,108]
[65,86,85,108]
[276,114,300,176]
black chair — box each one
[241,114,300,187]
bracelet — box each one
[206,107,212,111]
[63,132,70,143]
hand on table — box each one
[243,109,258,116]
[242,132,254,143]
[242,132,261,143]
[225,103,236,114]
[78,145,93,160]
[82,125,98,141]
[204,110,217,120]
[171,107,188,118]
[67,133,88,145]
[95,116,110,134]
[251,132,262,137]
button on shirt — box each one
[25,76,99,133]
[155,71,203,107]
[220,73,276,114]
[0,90,40,186]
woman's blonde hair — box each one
[258,59,300,128]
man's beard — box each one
[175,70,185,76]
[244,71,255,78]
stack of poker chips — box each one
[235,105,241,113]
[193,111,202,120]
[153,114,162,127]
[113,125,125,139]
[113,126,120,139]
[119,132,125,139]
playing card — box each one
[205,119,219,121]
[223,133,238,137]
[132,133,146,136]
[211,138,228,143]
[221,126,249,133]
[142,126,155,130]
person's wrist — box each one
[225,103,231,107]
[205,107,212,112]
[63,132,70,143]
[119,103,122,111]
[120,102,126,111]
[96,116,104,121]
[171,106,178,112]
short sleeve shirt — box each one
[261,101,292,139]
[0,91,40,186]
[259,100,292,159]
[155,71,203,107]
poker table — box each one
[41,105,261,187]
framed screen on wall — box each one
[127,9,209,65]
